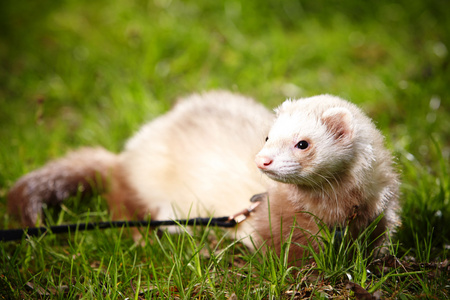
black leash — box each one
[0,217,237,242]
[0,200,261,242]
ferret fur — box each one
[253,95,399,264]
[8,92,399,264]
[8,91,273,241]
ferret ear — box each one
[274,100,293,116]
[321,107,354,141]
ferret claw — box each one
[250,192,268,203]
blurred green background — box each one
[1,0,449,256]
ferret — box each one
[253,95,399,264]
[7,91,399,264]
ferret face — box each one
[255,97,356,186]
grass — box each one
[1,0,449,298]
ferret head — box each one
[255,95,357,186]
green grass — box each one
[1,0,449,298]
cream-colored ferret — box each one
[8,91,399,264]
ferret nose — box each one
[255,155,273,169]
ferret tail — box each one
[7,147,118,226]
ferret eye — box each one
[265,137,268,142]
[296,140,309,150]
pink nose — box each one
[255,155,273,169]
